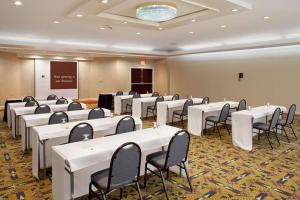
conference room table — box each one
[188,101,239,136]
[98,92,129,110]
[31,115,142,180]
[10,102,85,138]
[7,98,72,128]
[132,95,173,118]
[114,93,153,115]
[52,125,181,200]
[232,105,287,151]
[20,108,111,151]
[156,98,203,125]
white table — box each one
[7,99,72,128]
[232,105,287,151]
[132,96,173,118]
[11,103,85,138]
[114,94,153,115]
[20,108,111,151]
[31,115,142,180]
[188,101,239,136]
[52,125,182,200]
[156,98,203,125]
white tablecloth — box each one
[31,115,142,179]
[11,103,85,138]
[19,108,111,151]
[232,105,287,151]
[132,96,173,118]
[114,94,153,115]
[188,101,239,136]
[156,98,203,125]
[7,99,72,128]
[52,125,181,200]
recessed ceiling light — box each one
[232,9,238,12]
[123,21,128,24]
[99,27,106,30]
[101,0,108,3]
[221,25,227,28]
[189,31,194,34]
[264,16,271,20]
[14,1,22,6]
[53,21,60,24]
[191,19,196,22]
[76,14,83,17]
[136,32,141,35]
[158,27,163,30]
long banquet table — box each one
[11,103,86,138]
[52,125,181,200]
[20,108,111,151]
[156,98,203,125]
[132,95,173,118]
[232,105,286,151]
[31,115,142,179]
[7,98,72,128]
[114,94,153,115]
[188,101,239,136]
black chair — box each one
[144,130,192,200]
[25,100,39,107]
[49,111,69,125]
[172,94,180,101]
[126,93,141,113]
[116,91,123,96]
[56,98,68,105]
[204,103,231,139]
[89,142,142,200]
[253,107,281,149]
[146,96,164,118]
[23,96,35,102]
[194,97,209,105]
[34,104,51,114]
[47,94,58,100]
[172,99,193,127]
[68,122,93,143]
[115,116,135,135]
[152,92,159,97]
[129,91,136,95]
[88,108,105,120]
[275,104,297,142]
[68,102,83,111]
[228,99,246,119]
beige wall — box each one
[167,46,300,110]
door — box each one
[131,68,153,94]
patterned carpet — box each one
[0,108,299,200]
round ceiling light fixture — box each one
[136,2,177,22]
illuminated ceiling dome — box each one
[136,2,177,22]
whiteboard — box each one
[34,60,79,99]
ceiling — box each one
[0,0,300,57]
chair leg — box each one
[258,130,261,141]
[282,126,290,143]
[204,120,207,134]
[100,191,106,200]
[273,130,281,145]
[182,162,193,192]
[144,162,148,188]
[88,182,92,200]
[225,122,230,135]
[181,116,184,129]
[290,125,297,139]
[216,124,222,139]
[265,131,273,149]
[120,188,123,199]
[159,170,169,200]
[135,182,143,200]
[172,113,174,125]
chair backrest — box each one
[23,96,35,102]
[218,103,230,122]
[56,98,68,105]
[34,104,51,114]
[182,99,193,115]
[237,99,247,111]
[107,142,141,192]
[49,111,69,125]
[201,97,209,104]
[115,116,135,134]
[164,130,190,169]
[286,104,296,125]
[172,94,180,101]
[68,122,93,143]
[68,102,83,111]
[88,108,105,120]
[47,94,58,100]
[25,100,39,107]
[152,92,159,97]
[133,93,141,98]
[116,91,123,96]
[129,91,136,95]
[269,108,281,130]
[154,96,164,109]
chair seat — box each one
[147,105,155,110]
[146,151,167,169]
[173,110,183,115]
[205,116,219,123]
[126,103,132,107]
[253,122,269,131]
[91,169,110,191]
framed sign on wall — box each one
[50,61,77,89]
